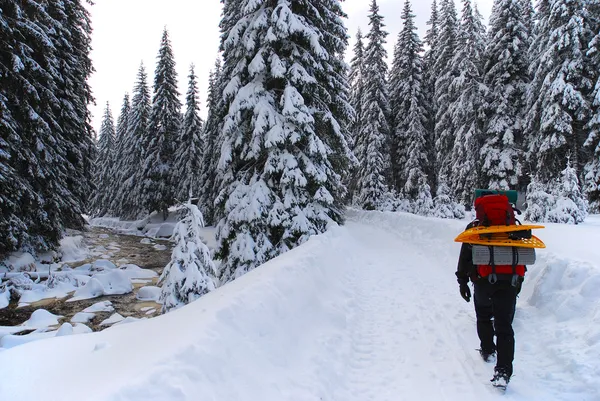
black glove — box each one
[459,282,471,303]
[515,276,524,295]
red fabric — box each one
[474,194,516,226]
[477,264,526,277]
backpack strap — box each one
[511,247,519,287]
[488,245,498,284]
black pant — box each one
[473,279,518,377]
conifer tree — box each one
[198,59,223,225]
[356,0,391,210]
[0,0,94,254]
[434,0,459,182]
[108,94,131,217]
[174,65,204,203]
[526,0,595,185]
[159,202,217,313]
[423,0,440,185]
[347,29,367,202]
[141,28,182,218]
[547,159,588,224]
[349,29,366,151]
[120,64,151,220]
[448,0,487,204]
[90,104,115,217]
[215,0,352,280]
[524,175,554,222]
[389,0,431,210]
[433,178,465,218]
[480,0,530,190]
[585,7,600,212]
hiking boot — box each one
[478,349,496,363]
[491,369,510,390]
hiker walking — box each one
[455,192,528,390]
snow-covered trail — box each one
[0,211,598,401]
[339,218,490,400]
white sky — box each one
[88,0,494,132]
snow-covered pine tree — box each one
[526,0,595,186]
[547,159,588,224]
[215,0,352,280]
[107,94,130,217]
[355,0,391,210]
[349,29,366,152]
[0,3,39,255]
[480,0,530,190]
[141,28,182,218]
[423,0,440,185]
[585,7,600,213]
[159,202,217,313]
[524,175,554,222]
[520,0,535,56]
[198,59,223,226]
[347,29,367,203]
[412,176,435,216]
[46,0,96,222]
[388,0,431,214]
[433,178,466,218]
[174,65,204,203]
[434,0,459,183]
[90,103,116,217]
[120,64,152,220]
[448,0,487,205]
[0,1,78,253]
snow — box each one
[23,309,62,329]
[71,312,95,324]
[68,270,133,302]
[136,286,161,302]
[1,324,92,350]
[4,252,36,271]
[89,209,181,239]
[91,259,117,271]
[0,211,598,400]
[83,301,114,313]
[0,288,10,309]
[100,313,124,326]
[60,236,90,263]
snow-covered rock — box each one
[136,286,161,302]
[55,323,74,337]
[91,259,117,271]
[82,301,114,313]
[100,313,124,326]
[23,310,62,329]
[69,278,105,302]
[71,312,95,324]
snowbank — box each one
[89,210,217,246]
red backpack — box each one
[474,194,516,226]
[473,194,524,284]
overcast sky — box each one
[88,0,494,132]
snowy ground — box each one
[0,210,598,400]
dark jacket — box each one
[456,221,479,284]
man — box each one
[456,222,524,389]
